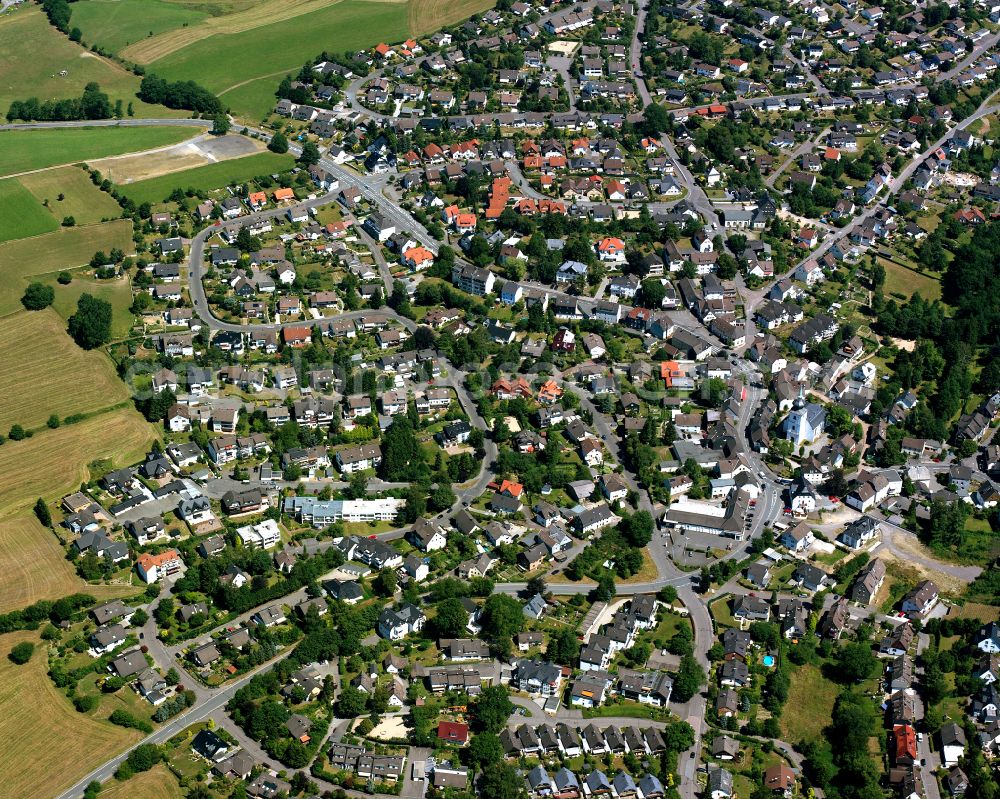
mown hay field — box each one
[0,310,131,431]
[0,630,141,798]
[0,219,134,315]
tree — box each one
[125,744,161,773]
[661,719,695,752]
[672,653,705,701]
[480,594,524,644]
[33,498,51,527]
[8,424,26,441]
[471,685,514,734]
[478,762,527,799]
[8,641,34,664]
[594,570,616,601]
[547,626,580,665]
[211,114,230,135]
[336,685,367,717]
[622,510,654,547]
[372,568,398,597]
[433,597,469,638]
[658,585,678,604]
[21,282,54,311]
[380,417,422,480]
[298,140,321,167]
[430,483,457,512]
[268,131,289,154]
[131,608,148,627]
[68,294,113,349]
[835,641,878,683]
[467,732,504,772]
[643,103,671,135]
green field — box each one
[880,257,943,302]
[150,0,411,118]
[18,167,124,226]
[116,150,295,205]
[70,0,209,54]
[0,179,59,242]
[780,664,839,744]
[46,275,136,340]
[0,127,197,179]
[0,7,184,119]
[0,220,134,314]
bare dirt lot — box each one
[91,133,264,183]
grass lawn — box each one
[0,631,141,799]
[709,595,739,630]
[780,663,839,745]
[116,151,295,205]
[71,0,209,55]
[148,1,412,119]
[0,7,185,119]
[880,257,942,302]
[0,310,132,430]
[956,516,1000,566]
[46,274,136,340]
[99,764,184,799]
[619,549,660,584]
[948,602,1000,623]
[0,219,134,315]
[0,407,155,518]
[0,178,59,242]
[0,127,196,179]
[18,167,123,226]
[581,702,670,720]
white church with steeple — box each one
[782,388,826,446]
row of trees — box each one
[138,74,224,116]
[7,83,112,122]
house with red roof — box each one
[596,236,626,263]
[893,724,917,765]
[282,326,312,347]
[437,720,469,744]
[402,246,434,271]
[454,213,477,233]
[498,479,525,499]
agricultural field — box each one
[71,0,209,55]
[0,514,135,614]
[0,126,197,179]
[99,765,184,799]
[408,0,494,35]
[145,1,413,119]
[121,0,352,63]
[781,663,839,744]
[46,274,136,340]
[18,167,124,226]
[0,6,185,119]
[0,219,134,315]
[0,310,132,431]
[0,630,141,799]
[0,178,59,243]
[0,407,155,518]
[115,150,294,205]
[62,0,497,119]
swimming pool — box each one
[762,655,776,667]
